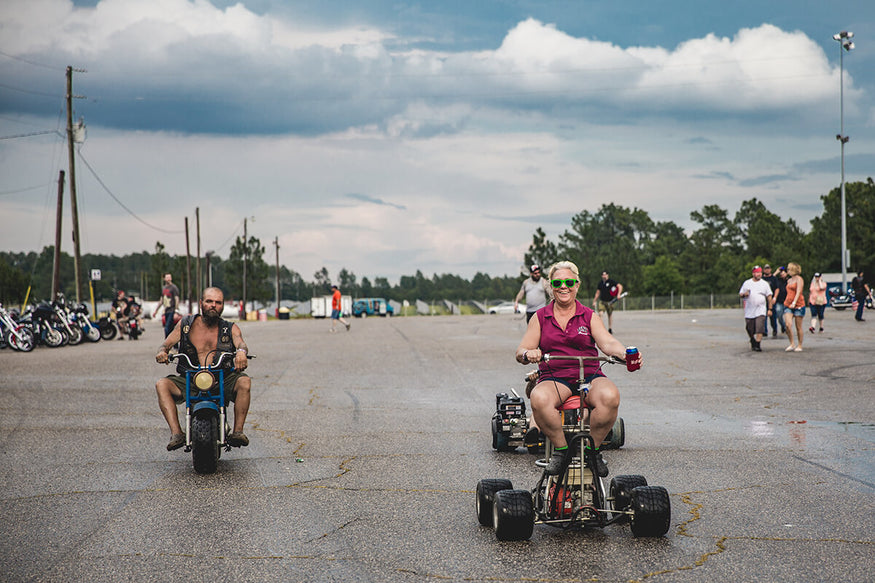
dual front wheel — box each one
[476,475,671,540]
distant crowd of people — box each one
[740,264,871,353]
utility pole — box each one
[185,217,192,314]
[196,207,201,304]
[241,217,248,320]
[51,170,65,300]
[274,236,280,317]
[66,66,83,303]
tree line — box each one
[2,180,873,307]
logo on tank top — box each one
[577,325,590,336]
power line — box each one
[76,150,185,234]
[0,129,60,140]
[0,49,67,71]
[0,183,52,196]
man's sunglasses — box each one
[550,278,578,289]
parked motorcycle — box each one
[70,302,101,342]
[0,303,35,352]
[122,302,143,340]
[51,295,83,345]
[20,301,66,347]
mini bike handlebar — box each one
[541,353,625,365]
[169,351,255,370]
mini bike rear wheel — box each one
[493,489,534,541]
[476,478,513,526]
[630,485,671,537]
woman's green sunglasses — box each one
[550,278,578,288]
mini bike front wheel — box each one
[476,479,513,526]
[630,485,671,537]
[493,489,534,541]
[191,414,220,474]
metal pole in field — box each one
[274,236,280,317]
[52,170,65,300]
[242,217,248,320]
[66,66,83,304]
[185,217,192,314]
[833,31,855,291]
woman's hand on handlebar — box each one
[518,348,542,364]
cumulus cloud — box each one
[0,3,857,136]
[1,2,869,281]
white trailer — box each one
[311,295,352,318]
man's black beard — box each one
[201,311,221,327]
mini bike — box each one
[477,354,670,541]
[170,350,253,474]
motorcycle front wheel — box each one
[85,325,101,342]
[191,414,220,474]
[9,327,35,352]
[66,324,83,345]
[44,326,65,347]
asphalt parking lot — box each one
[1,308,873,582]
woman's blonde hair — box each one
[548,261,580,280]
[787,262,801,276]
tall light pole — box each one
[833,30,854,291]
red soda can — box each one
[625,346,640,372]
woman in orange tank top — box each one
[782,262,805,352]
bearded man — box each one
[154,287,252,451]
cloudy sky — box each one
[1,0,873,283]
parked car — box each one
[488,301,521,315]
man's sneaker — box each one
[772,329,778,337]
[166,433,185,451]
[588,448,609,477]
[545,448,570,475]
[227,431,249,447]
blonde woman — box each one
[783,262,806,352]
[516,260,640,478]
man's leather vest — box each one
[175,314,236,374]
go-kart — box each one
[491,369,625,454]
[478,353,670,541]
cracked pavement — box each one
[0,308,872,582]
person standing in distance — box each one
[808,272,827,333]
[739,265,772,352]
[514,264,553,323]
[330,284,351,332]
[851,270,871,322]
[761,264,778,336]
[592,271,623,334]
[783,262,806,352]
[161,273,180,338]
